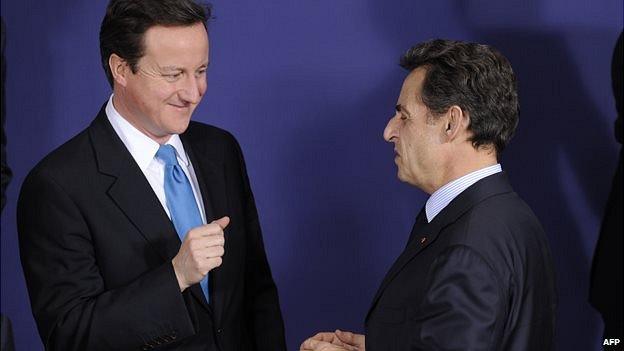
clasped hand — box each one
[172,216,229,291]
[300,330,365,351]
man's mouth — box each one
[168,103,190,109]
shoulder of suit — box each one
[446,191,541,248]
[186,120,237,144]
[28,127,93,177]
[184,121,245,161]
[26,120,244,185]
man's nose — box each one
[180,75,203,104]
[383,116,398,142]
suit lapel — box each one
[181,126,230,324]
[88,107,181,261]
[366,172,515,321]
[366,209,430,321]
[90,108,236,322]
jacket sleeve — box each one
[17,169,196,351]
[229,136,287,351]
[410,245,507,351]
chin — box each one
[169,115,193,133]
[174,122,191,135]
[397,171,418,186]
[397,170,408,182]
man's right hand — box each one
[172,216,229,291]
[335,330,365,350]
[300,330,365,351]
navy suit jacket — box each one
[365,172,556,350]
[17,106,286,351]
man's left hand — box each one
[300,331,361,351]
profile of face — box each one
[383,67,447,194]
[112,22,209,143]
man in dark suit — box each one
[589,31,623,347]
[17,1,286,350]
[301,40,557,350]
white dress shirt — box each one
[105,95,207,224]
[425,164,502,222]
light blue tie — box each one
[156,144,209,302]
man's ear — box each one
[109,54,129,87]
[443,105,469,141]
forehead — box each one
[142,23,209,60]
[398,67,426,105]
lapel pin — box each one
[420,236,427,244]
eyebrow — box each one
[159,62,209,72]
[396,104,411,117]
[160,66,183,72]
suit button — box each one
[216,328,223,334]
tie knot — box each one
[156,144,178,166]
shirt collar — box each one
[425,164,502,223]
[105,95,189,170]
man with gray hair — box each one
[301,39,556,351]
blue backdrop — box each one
[1,1,621,350]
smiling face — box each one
[383,67,448,194]
[111,22,209,144]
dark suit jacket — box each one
[365,172,556,351]
[17,106,286,351]
[589,31,623,339]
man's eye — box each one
[164,73,182,81]
[195,69,207,77]
[400,114,408,121]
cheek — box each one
[402,130,419,155]
[140,79,174,102]
[132,84,159,106]
[143,92,163,112]
[131,90,152,112]
[161,86,179,101]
